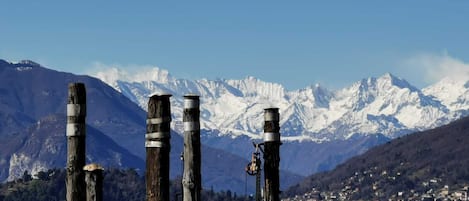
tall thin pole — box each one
[263,108,280,201]
[84,163,104,201]
[255,159,262,201]
[66,83,87,201]
[146,94,172,201]
[182,95,201,201]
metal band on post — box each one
[66,124,86,137]
[145,132,170,139]
[67,104,86,117]
[263,132,280,142]
[145,141,168,148]
[182,95,201,201]
[146,117,172,124]
[145,94,172,201]
[145,95,172,148]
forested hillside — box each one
[284,116,469,200]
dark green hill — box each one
[284,116,469,200]
[0,168,249,201]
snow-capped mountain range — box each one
[93,67,469,142]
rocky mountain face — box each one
[0,59,302,193]
[1,114,144,181]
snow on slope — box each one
[92,68,468,142]
[423,75,469,112]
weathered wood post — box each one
[182,95,201,201]
[66,83,86,201]
[146,94,172,201]
[263,108,280,201]
[84,163,104,201]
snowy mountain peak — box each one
[423,75,469,111]
[313,83,322,89]
[94,67,175,88]
[341,73,419,102]
[138,67,173,83]
[18,60,41,67]
[376,73,418,91]
[227,76,286,99]
[92,67,469,142]
[292,84,332,109]
[93,68,122,86]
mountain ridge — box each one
[92,66,468,142]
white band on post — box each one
[263,132,280,142]
[146,117,171,124]
[184,122,200,131]
[264,112,279,121]
[145,141,166,148]
[66,123,85,136]
[67,104,85,116]
[145,132,170,139]
[184,99,199,109]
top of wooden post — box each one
[183,94,199,98]
[264,108,279,114]
[264,108,279,122]
[264,107,280,142]
[147,94,172,119]
[148,93,172,98]
[83,163,104,172]
[184,94,199,109]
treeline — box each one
[0,169,252,201]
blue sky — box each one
[1,1,469,90]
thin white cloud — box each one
[87,62,174,84]
[405,52,469,84]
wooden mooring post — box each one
[84,163,104,201]
[263,108,281,201]
[182,95,201,201]
[146,94,172,201]
[66,83,87,201]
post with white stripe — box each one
[66,83,86,201]
[263,108,281,201]
[183,95,201,201]
[146,94,172,201]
